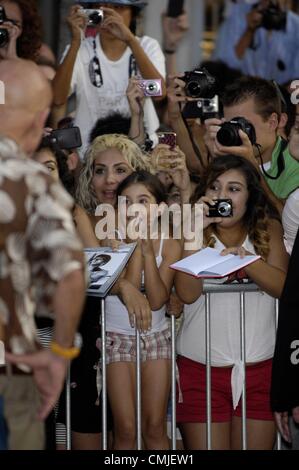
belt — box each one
[0,365,32,376]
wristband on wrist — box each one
[50,335,82,360]
[163,49,176,54]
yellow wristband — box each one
[50,341,80,360]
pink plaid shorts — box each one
[96,328,171,364]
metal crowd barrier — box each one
[64,284,282,451]
[203,283,281,450]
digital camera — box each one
[84,8,104,27]
[182,68,217,99]
[137,79,162,97]
[207,199,233,218]
[217,117,256,147]
[261,2,286,31]
[0,6,9,48]
[42,127,82,150]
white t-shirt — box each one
[105,238,168,335]
[62,35,165,158]
[176,236,276,409]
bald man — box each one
[0,59,86,450]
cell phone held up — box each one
[158,132,177,149]
[207,199,233,218]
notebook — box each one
[170,247,260,278]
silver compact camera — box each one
[137,79,162,97]
[84,9,104,27]
[207,199,233,218]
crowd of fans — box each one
[1,0,299,451]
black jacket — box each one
[271,228,299,412]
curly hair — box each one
[6,0,43,61]
[192,155,280,260]
[76,134,153,214]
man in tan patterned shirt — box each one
[0,59,86,449]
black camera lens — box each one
[207,199,233,218]
[218,201,232,217]
[186,80,202,98]
[0,28,9,48]
[89,11,102,25]
[217,117,256,147]
[183,68,217,99]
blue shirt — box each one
[213,4,299,84]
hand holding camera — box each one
[99,6,134,44]
[0,5,20,59]
[126,78,145,115]
[67,5,88,42]
[197,196,225,229]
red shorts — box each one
[176,355,274,423]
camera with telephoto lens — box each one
[0,6,9,48]
[182,68,217,99]
[137,79,162,97]
[217,117,256,147]
[261,2,287,30]
[84,8,104,27]
[207,199,233,218]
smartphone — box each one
[158,132,177,149]
[167,0,184,18]
[50,127,82,150]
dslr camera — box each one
[207,199,233,218]
[137,79,162,97]
[0,6,9,48]
[84,8,104,27]
[217,117,256,147]
[182,68,217,99]
[261,2,286,31]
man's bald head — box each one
[0,59,52,155]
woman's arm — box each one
[143,238,182,311]
[244,219,289,298]
[174,245,203,304]
[74,205,100,247]
[100,7,166,99]
[124,244,143,290]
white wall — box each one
[143,0,204,72]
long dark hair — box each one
[117,170,166,204]
[8,0,43,61]
[192,155,280,259]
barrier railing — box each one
[203,283,281,450]
[64,284,281,451]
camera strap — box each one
[256,138,288,180]
[89,39,138,88]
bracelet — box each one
[50,341,81,360]
[163,49,176,54]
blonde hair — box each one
[76,134,153,214]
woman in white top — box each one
[99,170,181,450]
[54,0,166,155]
[175,155,289,450]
